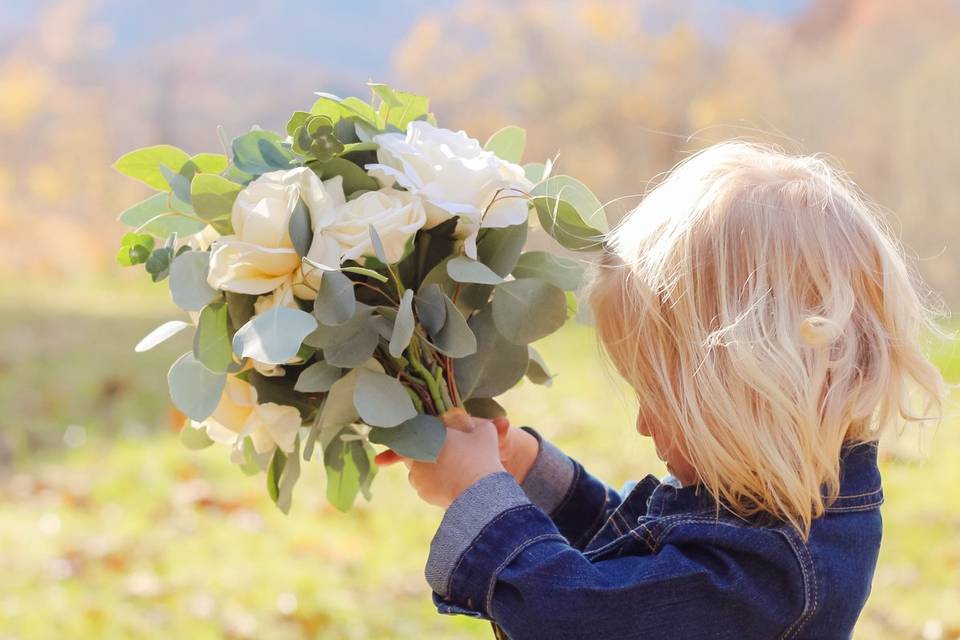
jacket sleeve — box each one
[424,472,802,640]
[516,426,624,549]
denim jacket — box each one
[425,427,883,639]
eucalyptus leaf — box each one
[414,284,446,334]
[454,307,528,399]
[492,278,567,344]
[294,360,342,393]
[179,424,215,450]
[266,448,286,504]
[484,126,526,163]
[477,223,528,277]
[311,157,379,194]
[368,225,389,264]
[159,164,192,205]
[324,430,364,512]
[512,252,584,290]
[388,290,415,357]
[118,193,206,237]
[169,251,219,311]
[232,130,295,175]
[232,306,318,365]
[526,346,554,386]
[446,256,504,285]
[322,323,379,368]
[368,414,446,461]
[225,292,257,332]
[168,352,226,422]
[193,302,234,373]
[532,175,607,233]
[113,144,190,190]
[463,397,507,419]
[533,196,605,252]
[341,265,389,283]
[314,270,356,326]
[275,439,301,514]
[144,247,173,281]
[353,369,417,428]
[135,320,191,352]
[288,198,313,257]
[430,294,477,358]
[190,173,241,222]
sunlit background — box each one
[1,1,958,638]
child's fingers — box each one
[374,449,406,466]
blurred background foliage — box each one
[0,0,958,638]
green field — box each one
[1,278,958,639]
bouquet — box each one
[114,83,606,513]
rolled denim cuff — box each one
[518,426,575,515]
[425,471,530,598]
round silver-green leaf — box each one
[314,270,356,326]
[353,369,417,428]
[232,306,318,365]
[446,256,504,285]
[294,360,342,393]
[512,252,584,291]
[454,307,528,399]
[169,251,219,311]
[168,352,226,422]
[389,290,415,357]
[492,278,567,345]
[368,415,446,462]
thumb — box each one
[492,416,510,439]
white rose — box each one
[366,122,533,257]
[191,375,301,461]
[249,281,301,377]
[327,188,426,264]
[207,167,342,298]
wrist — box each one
[504,428,540,484]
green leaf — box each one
[135,320,191,352]
[168,352,226,421]
[369,82,402,108]
[244,370,317,419]
[321,321,379,368]
[324,429,364,512]
[368,225,389,264]
[526,346,554,386]
[429,293,477,358]
[179,424,215,450]
[414,284,447,334]
[190,173,241,221]
[232,306,318,365]
[267,448,286,504]
[353,369,417,428]
[446,256,504,285]
[341,265,389,283]
[524,160,552,184]
[288,198,313,257]
[389,290,415,357]
[485,126,526,163]
[532,175,607,232]
[454,307,528,399]
[225,292,257,332]
[188,153,229,175]
[314,270,356,326]
[169,251,219,311]
[144,247,173,281]
[117,193,207,237]
[159,164,193,205]
[368,414,446,461]
[311,158,378,195]
[113,144,191,190]
[463,397,507,419]
[239,436,268,475]
[193,303,234,373]
[275,438,301,514]
[477,223,528,277]
[117,232,154,266]
[232,130,295,175]
[286,111,311,136]
[294,360,342,393]
[533,196,605,251]
[492,278,567,344]
[512,252,584,290]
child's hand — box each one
[373,413,541,505]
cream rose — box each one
[327,188,426,264]
[191,375,301,461]
[207,167,342,297]
[366,122,533,257]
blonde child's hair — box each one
[586,141,948,535]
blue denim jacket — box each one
[425,427,883,639]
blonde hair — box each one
[587,142,948,535]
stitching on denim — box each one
[484,533,567,614]
[775,526,818,640]
[832,486,883,499]
[823,498,885,513]
[445,504,537,599]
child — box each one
[375,142,947,639]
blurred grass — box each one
[0,279,957,639]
